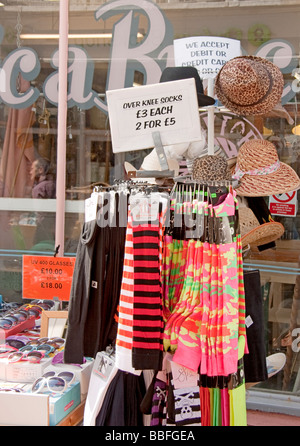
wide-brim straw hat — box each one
[232,139,300,196]
[215,55,284,116]
[160,66,215,107]
[239,206,284,248]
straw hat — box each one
[160,66,215,107]
[239,205,284,248]
[215,56,284,116]
[232,139,300,196]
[192,154,232,182]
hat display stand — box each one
[127,131,175,180]
[207,77,216,156]
[171,78,217,184]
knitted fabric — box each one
[131,194,168,371]
[131,220,163,370]
[173,240,241,376]
[173,385,201,426]
[150,379,167,426]
[115,210,141,375]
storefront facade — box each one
[0,0,300,416]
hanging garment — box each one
[129,192,168,371]
[243,269,268,383]
[115,209,142,375]
[163,239,202,354]
[140,371,159,415]
[199,385,211,426]
[64,218,99,364]
[228,336,247,426]
[150,378,167,426]
[81,183,248,426]
[131,218,163,370]
[168,187,247,376]
[95,369,146,426]
[64,192,127,364]
[173,385,201,426]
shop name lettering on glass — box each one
[123,96,181,130]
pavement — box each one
[247,410,300,426]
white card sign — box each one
[106,78,202,153]
[174,36,241,79]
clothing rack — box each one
[65,182,251,426]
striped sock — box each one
[115,210,141,375]
[150,379,167,426]
[173,385,201,426]
[131,218,164,370]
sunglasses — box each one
[31,371,75,394]
[0,308,33,329]
[27,337,65,349]
[0,302,21,314]
[0,315,20,330]
[0,387,24,393]
[7,350,45,364]
[31,300,55,310]
[7,311,29,323]
[6,335,30,350]
[19,304,45,318]
[19,343,55,356]
[0,344,18,358]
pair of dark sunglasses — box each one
[6,335,31,350]
[31,300,55,310]
[0,309,31,330]
[26,337,65,349]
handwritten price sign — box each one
[106,78,202,153]
[23,255,75,301]
[174,36,241,79]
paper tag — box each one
[170,361,199,389]
[85,194,98,222]
[130,196,160,222]
[245,315,254,328]
[93,352,115,381]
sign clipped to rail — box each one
[106,78,202,153]
[23,255,76,301]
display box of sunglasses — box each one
[44,357,94,401]
[0,380,81,426]
[5,356,53,383]
[1,317,36,339]
[48,380,81,425]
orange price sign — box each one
[23,255,76,301]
